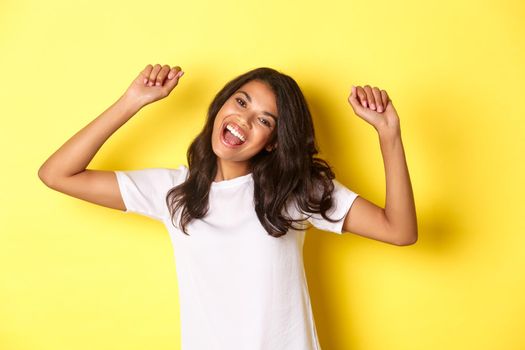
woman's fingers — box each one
[162,69,184,93]
[349,84,390,114]
[125,64,184,107]
[167,66,181,79]
[142,64,182,86]
[363,85,377,110]
[141,64,153,84]
[371,87,383,112]
[153,65,169,86]
[380,89,389,110]
[146,64,162,86]
[356,86,368,108]
[348,85,384,127]
[349,86,366,113]
[355,85,388,112]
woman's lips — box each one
[221,123,245,148]
[220,119,248,144]
[225,121,247,141]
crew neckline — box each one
[211,172,253,188]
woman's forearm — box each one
[379,131,418,244]
[38,94,142,182]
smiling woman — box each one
[223,123,247,144]
[169,68,347,240]
[210,79,278,172]
[38,63,417,350]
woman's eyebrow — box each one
[237,90,278,121]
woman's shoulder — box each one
[167,164,189,186]
[124,164,189,187]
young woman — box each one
[38,64,417,350]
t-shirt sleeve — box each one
[114,165,188,221]
[306,179,359,234]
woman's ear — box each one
[265,142,278,152]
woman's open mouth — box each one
[221,122,247,147]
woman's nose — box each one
[235,115,251,129]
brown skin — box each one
[128,64,184,106]
[211,80,279,182]
[38,64,417,247]
[37,64,185,212]
[340,85,418,246]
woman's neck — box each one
[214,160,251,182]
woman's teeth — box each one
[226,124,246,142]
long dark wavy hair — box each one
[165,67,344,238]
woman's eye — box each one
[259,118,271,127]
[235,97,271,127]
[236,98,246,107]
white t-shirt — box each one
[114,165,359,350]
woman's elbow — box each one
[394,231,418,246]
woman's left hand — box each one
[347,85,401,139]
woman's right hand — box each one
[123,64,184,108]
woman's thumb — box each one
[164,69,185,91]
[168,69,184,80]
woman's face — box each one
[211,79,279,164]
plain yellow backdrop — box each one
[1,0,524,349]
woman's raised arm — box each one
[38,64,184,211]
[342,84,418,246]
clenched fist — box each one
[123,64,184,108]
[348,84,401,139]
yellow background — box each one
[1,0,524,349]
